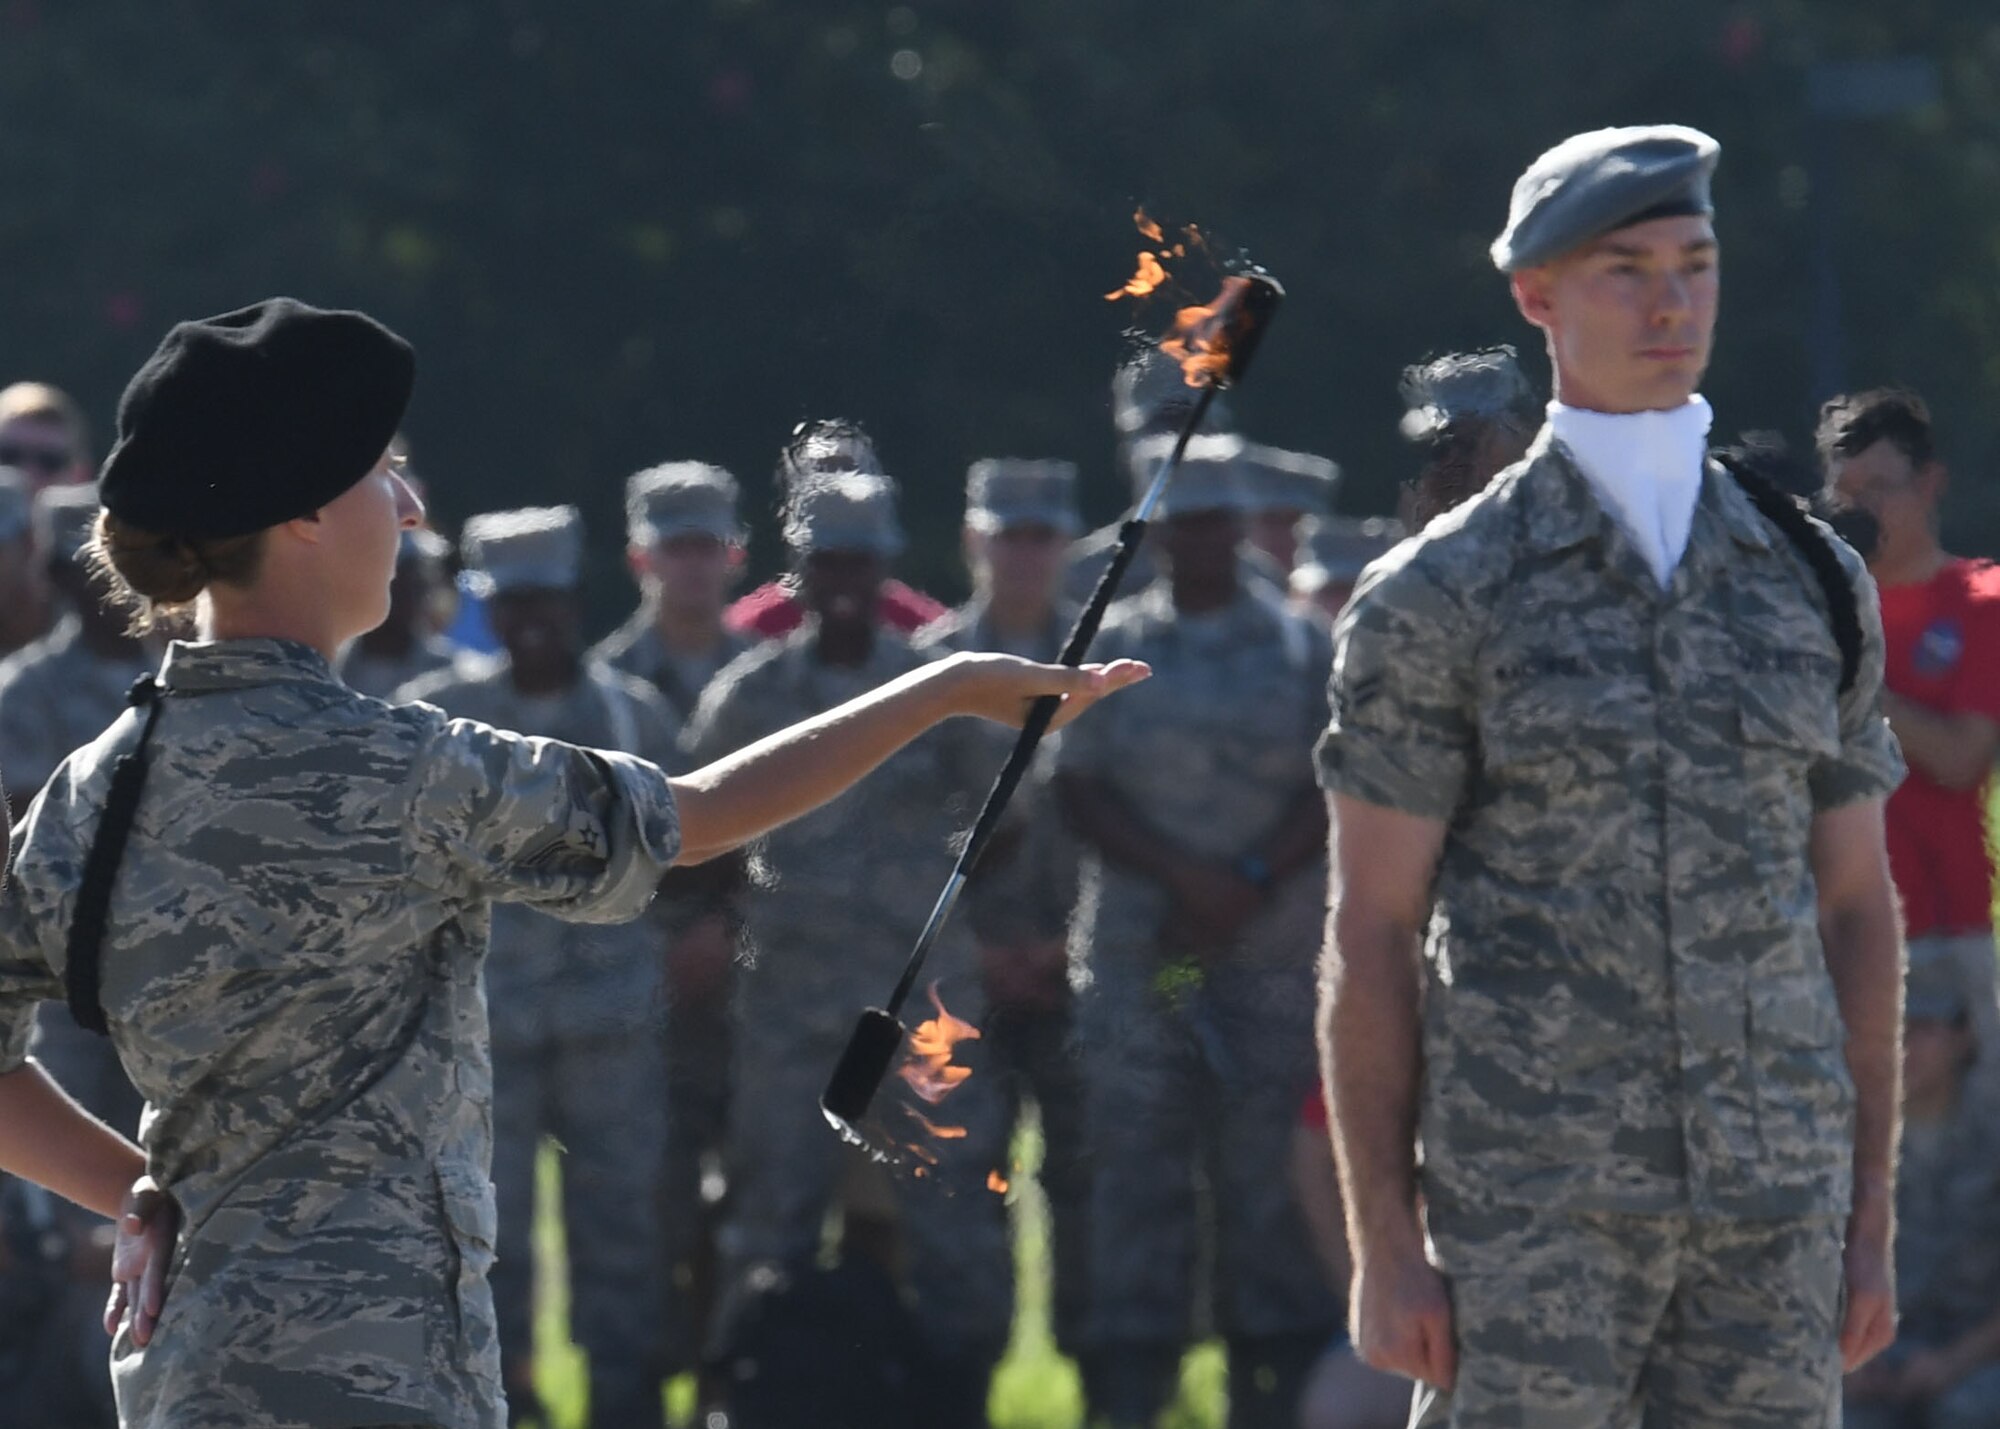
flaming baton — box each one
[820,219,1285,1139]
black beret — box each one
[99,297,414,539]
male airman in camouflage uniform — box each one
[916,457,1097,1381]
[594,463,753,725]
[687,473,1011,1426]
[1319,127,1907,1428]
[400,506,681,1429]
[591,463,753,1391]
[335,527,463,700]
[1056,452,1340,1429]
[1845,943,2000,1429]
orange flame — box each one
[1160,274,1253,388]
[987,1170,1010,1195]
[1135,206,1164,243]
[1104,250,1168,302]
[905,1108,969,1141]
[896,984,981,1105]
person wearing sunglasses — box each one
[0,383,94,495]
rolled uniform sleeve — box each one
[406,716,681,921]
[1809,551,1906,810]
[0,858,61,1076]
[1314,555,1478,821]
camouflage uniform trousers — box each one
[715,920,1013,1363]
[1844,1361,2000,1429]
[658,980,731,1376]
[490,1025,667,1427]
[1079,900,1340,1350]
[982,995,1093,1358]
[1907,932,2000,1105]
[1410,1197,1846,1428]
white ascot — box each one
[1548,395,1713,588]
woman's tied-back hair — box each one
[85,509,266,635]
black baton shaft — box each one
[879,381,1218,1018]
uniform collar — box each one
[1522,430,1773,557]
[159,637,340,693]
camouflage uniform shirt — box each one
[335,631,465,703]
[1316,433,1905,1220]
[396,659,681,1047]
[592,612,752,730]
[0,639,680,1429]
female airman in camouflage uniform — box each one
[0,298,1144,1429]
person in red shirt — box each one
[1821,387,2000,1081]
[724,418,947,638]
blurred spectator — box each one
[1064,350,1236,605]
[0,467,52,658]
[1288,516,1402,626]
[334,527,463,700]
[597,462,753,723]
[1844,942,2000,1428]
[687,473,1008,1429]
[917,457,1099,1402]
[1393,346,1540,532]
[0,1174,117,1429]
[399,506,681,1429]
[724,420,946,637]
[0,488,132,1429]
[593,462,753,1409]
[0,382,93,493]
[1055,454,1338,1429]
[1240,442,1340,576]
[1820,389,2000,1084]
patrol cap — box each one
[626,461,744,546]
[777,419,885,489]
[0,467,31,545]
[1240,443,1340,519]
[1906,941,1972,1024]
[1399,346,1541,445]
[99,297,415,539]
[1491,125,1720,272]
[1112,348,1236,439]
[1135,433,1247,519]
[965,458,1081,537]
[34,482,101,565]
[1126,431,1245,504]
[1293,516,1406,587]
[783,472,905,557]
[462,505,585,596]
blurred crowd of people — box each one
[0,349,1996,1429]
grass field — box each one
[529,1115,1229,1429]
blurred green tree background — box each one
[4,2,1998,625]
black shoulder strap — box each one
[64,676,166,1036]
[1715,453,1863,697]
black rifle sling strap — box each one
[64,675,166,1035]
[1714,453,1863,698]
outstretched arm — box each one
[670,652,1147,864]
